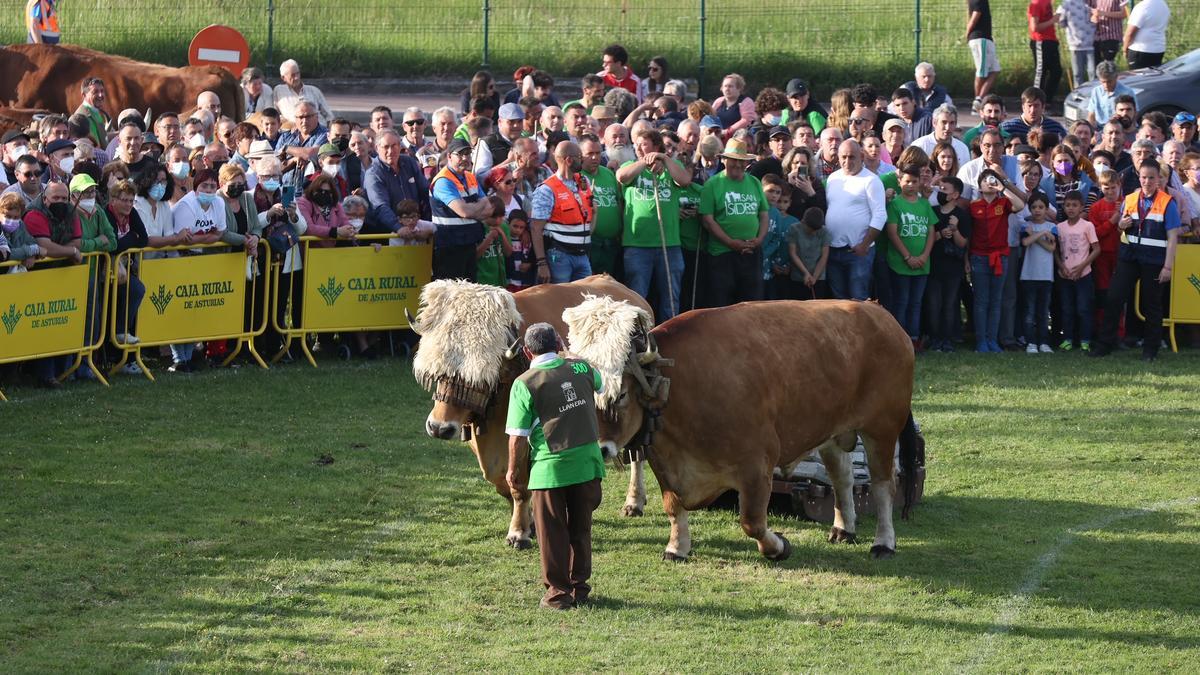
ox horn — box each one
[503,328,522,360]
[637,333,658,365]
[404,307,422,335]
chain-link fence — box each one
[2,1,1196,96]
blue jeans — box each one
[547,248,592,284]
[1058,273,1094,343]
[826,246,875,301]
[115,275,146,336]
[623,246,684,321]
[890,271,929,339]
[1022,280,1052,345]
[999,244,1022,344]
[970,254,1008,344]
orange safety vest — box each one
[1120,189,1171,249]
[430,167,482,227]
[28,0,59,41]
[545,173,593,226]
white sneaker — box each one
[1039,343,1054,353]
[1026,343,1039,353]
[116,333,141,345]
[121,362,143,375]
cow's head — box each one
[411,281,523,440]
[563,296,662,457]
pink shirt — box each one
[1057,218,1099,275]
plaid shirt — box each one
[1093,0,1127,42]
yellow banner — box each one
[301,244,432,331]
[0,263,90,361]
[136,253,247,343]
[1171,244,1200,323]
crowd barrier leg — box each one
[1133,280,1178,353]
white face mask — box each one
[58,156,75,174]
[187,134,206,149]
[170,161,190,179]
[76,198,96,213]
[322,164,340,177]
[762,113,781,126]
[10,145,29,161]
[348,218,364,231]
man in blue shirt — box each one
[429,138,492,280]
[363,129,430,229]
[276,100,327,181]
[1086,61,1137,127]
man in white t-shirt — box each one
[1123,0,1169,69]
[824,140,886,300]
[911,104,971,167]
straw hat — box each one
[719,137,755,161]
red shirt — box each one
[1088,198,1121,253]
[600,69,641,100]
[969,196,1014,256]
[1028,0,1057,41]
[22,209,82,242]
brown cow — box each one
[0,44,242,123]
[411,276,654,549]
[563,298,920,561]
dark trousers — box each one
[704,250,763,308]
[433,243,477,282]
[1022,280,1053,345]
[1030,39,1063,103]
[1094,40,1120,64]
[1098,258,1166,356]
[926,267,964,343]
[1059,273,1095,343]
[1127,49,1165,70]
[532,478,602,607]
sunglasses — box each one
[850,118,867,125]
[405,119,426,126]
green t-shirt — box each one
[584,165,622,240]
[506,356,607,490]
[698,171,769,256]
[475,222,510,287]
[780,107,827,135]
[621,160,683,248]
[885,195,937,275]
[678,182,704,251]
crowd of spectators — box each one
[2,24,1196,390]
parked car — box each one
[1064,48,1200,122]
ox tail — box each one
[899,412,921,520]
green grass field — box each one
[2,0,1197,95]
[2,348,1199,671]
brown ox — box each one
[0,44,243,122]
[411,275,653,549]
[564,298,920,561]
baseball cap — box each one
[45,138,76,155]
[786,78,809,97]
[882,118,906,133]
[700,115,723,130]
[768,125,790,139]
[446,138,472,155]
[498,102,525,121]
[68,173,97,193]
[1173,111,1197,126]
[317,142,342,160]
[2,129,30,145]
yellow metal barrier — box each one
[0,252,111,400]
[271,235,432,366]
[109,241,271,380]
[1135,243,1200,353]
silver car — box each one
[1064,48,1200,122]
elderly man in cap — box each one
[476,102,526,178]
[429,138,491,280]
[699,137,769,307]
[780,79,827,133]
[749,126,792,179]
[3,154,45,206]
[1171,112,1200,153]
[273,59,333,125]
[823,139,886,301]
[42,138,76,184]
[591,105,617,135]
[244,139,276,192]
[308,143,348,195]
[2,129,32,184]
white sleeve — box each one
[865,177,888,232]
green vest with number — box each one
[516,358,600,452]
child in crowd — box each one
[1020,193,1058,353]
[1056,190,1100,351]
[786,207,830,300]
[1,192,44,272]
[969,169,1027,353]
[388,199,436,246]
[885,166,938,347]
[506,209,536,293]
[1087,170,1122,315]
[927,176,972,352]
[760,175,798,299]
[475,195,511,288]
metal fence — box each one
[3,0,1197,96]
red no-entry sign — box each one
[188,25,250,75]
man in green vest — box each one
[580,134,622,277]
[73,77,109,149]
[506,323,606,610]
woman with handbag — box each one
[252,156,308,361]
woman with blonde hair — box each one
[710,73,755,139]
[826,88,853,135]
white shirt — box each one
[825,167,887,248]
[134,195,176,259]
[957,155,1022,200]
[171,190,228,246]
[912,133,971,167]
[272,83,334,125]
[1128,0,1169,53]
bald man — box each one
[531,141,593,283]
[823,139,886,300]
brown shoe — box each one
[539,596,573,611]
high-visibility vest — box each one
[430,167,482,229]
[28,0,60,42]
[542,173,593,248]
[1120,189,1172,250]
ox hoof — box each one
[828,527,858,544]
[766,532,792,562]
[662,550,689,563]
[869,544,896,559]
[507,536,533,550]
[620,504,644,517]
